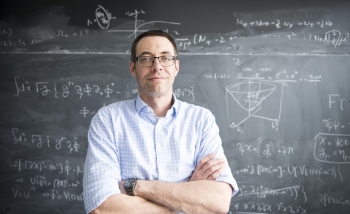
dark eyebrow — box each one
[138,51,152,56]
[138,51,173,56]
[160,51,171,55]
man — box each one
[83,30,238,214]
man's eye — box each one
[141,57,152,62]
[162,56,171,61]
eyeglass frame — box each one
[134,55,178,67]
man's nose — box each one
[151,57,163,69]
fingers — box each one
[197,153,216,170]
[189,154,226,181]
[201,159,225,179]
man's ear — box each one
[175,60,180,76]
[129,61,136,78]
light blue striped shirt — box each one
[83,94,238,213]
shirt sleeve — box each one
[195,109,239,196]
[83,106,121,213]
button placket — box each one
[154,118,165,180]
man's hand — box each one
[189,153,225,181]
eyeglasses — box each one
[135,55,177,67]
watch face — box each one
[123,178,137,195]
[124,180,133,188]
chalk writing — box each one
[12,128,80,154]
[237,142,294,157]
[319,193,350,207]
[10,159,84,176]
[312,30,349,48]
[0,39,25,47]
[204,73,231,79]
[12,185,35,199]
[322,119,350,132]
[314,133,350,164]
[14,76,123,99]
[237,18,333,29]
[237,67,321,83]
[231,201,307,214]
[0,28,13,36]
[95,5,115,29]
[174,87,195,102]
[233,164,343,181]
[328,94,349,110]
[238,185,307,203]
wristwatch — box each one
[123,178,138,196]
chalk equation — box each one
[175,30,350,51]
[174,87,195,102]
[12,174,82,201]
[322,119,350,132]
[14,76,196,103]
[238,184,307,203]
[230,201,307,214]
[14,76,122,99]
[319,193,350,207]
[237,68,322,83]
[233,164,343,181]
[237,142,294,158]
[314,133,350,164]
[237,18,334,29]
[9,157,84,202]
[12,186,82,202]
[12,128,80,154]
[10,159,84,176]
[204,73,231,80]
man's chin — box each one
[144,89,169,98]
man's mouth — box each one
[148,77,165,81]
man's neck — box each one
[139,93,174,117]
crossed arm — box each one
[90,154,232,214]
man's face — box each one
[129,36,179,98]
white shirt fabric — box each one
[83,94,239,213]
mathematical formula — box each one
[12,128,80,154]
[233,164,343,181]
[238,184,307,202]
[230,201,307,214]
[10,159,84,176]
[314,133,350,164]
[14,76,121,99]
[237,143,294,158]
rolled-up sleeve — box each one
[83,107,121,213]
[196,109,239,196]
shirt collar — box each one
[135,93,179,116]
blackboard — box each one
[1,0,350,213]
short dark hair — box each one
[130,30,178,61]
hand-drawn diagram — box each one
[88,5,181,38]
[226,79,284,129]
[94,5,116,29]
